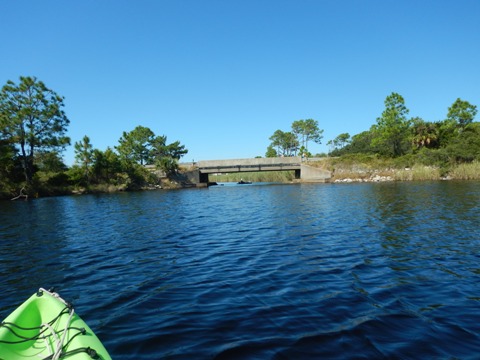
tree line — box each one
[327,92,479,169]
[266,119,324,157]
[2,76,478,199]
[0,76,188,199]
[265,93,478,168]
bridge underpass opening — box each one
[203,169,300,184]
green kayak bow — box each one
[0,288,111,359]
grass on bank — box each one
[209,157,480,183]
[309,155,480,181]
[210,170,296,183]
[394,166,441,181]
[394,162,480,181]
[449,161,480,180]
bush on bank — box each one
[316,154,480,182]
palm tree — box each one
[412,118,439,149]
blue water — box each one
[1,182,480,359]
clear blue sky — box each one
[1,0,479,165]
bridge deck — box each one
[197,157,302,173]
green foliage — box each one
[0,140,18,193]
[163,140,188,161]
[74,135,94,184]
[269,129,299,156]
[327,132,350,154]
[435,119,457,148]
[410,122,480,167]
[151,135,188,174]
[291,119,323,151]
[116,125,155,165]
[156,156,178,176]
[265,145,277,158]
[116,126,188,176]
[69,146,124,188]
[447,98,477,128]
[140,93,480,184]
[298,146,312,158]
[267,119,324,157]
[444,123,480,162]
[36,151,68,173]
[411,118,439,150]
[0,76,70,187]
[332,130,376,156]
[66,131,184,192]
[371,92,411,157]
[3,79,480,198]
[412,147,451,175]
[66,165,86,186]
[117,161,152,190]
[33,170,71,196]
[0,77,192,198]
[91,148,122,184]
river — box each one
[1,181,480,359]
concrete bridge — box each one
[181,157,331,186]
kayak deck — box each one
[0,288,111,359]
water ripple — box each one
[1,182,480,358]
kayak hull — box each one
[0,288,111,360]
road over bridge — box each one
[183,157,331,185]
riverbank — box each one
[3,160,480,200]
[210,159,480,184]
[308,157,480,183]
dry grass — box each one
[449,162,480,180]
[210,170,296,183]
[394,166,441,181]
[181,157,480,184]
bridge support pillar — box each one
[300,164,331,183]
